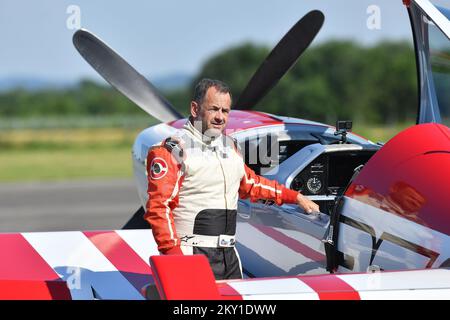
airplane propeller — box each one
[234,10,325,110]
[72,10,324,122]
[73,29,183,123]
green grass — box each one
[0,146,133,182]
[352,122,415,143]
[0,115,157,130]
[0,128,141,149]
[0,127,140,182]
[0,123,415,182]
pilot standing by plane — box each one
[145,78,319,280]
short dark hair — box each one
[193,78,232,106]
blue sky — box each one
[0,0,413,82]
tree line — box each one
[0,40,418,126]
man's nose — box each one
[215,110,225,122]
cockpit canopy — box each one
[410,0,450,125]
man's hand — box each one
[296,193,320,214]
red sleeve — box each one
[239,164,299,205]
[144,146,184,255]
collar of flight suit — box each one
[183,119,225,149]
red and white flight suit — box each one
[145,120,299,279]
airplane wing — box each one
[150,255,450,300]
[0,230,158,300]
[0,230,448,300]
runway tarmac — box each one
[0,179,142,233]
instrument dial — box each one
[291,177,304,192]
[306,176,322,194]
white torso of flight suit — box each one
[172,121,246,237]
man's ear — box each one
[190,101,199,117]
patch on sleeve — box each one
[150,157,169,180]
[163,137,184,163]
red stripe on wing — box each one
[216,282,243,300]
[0,280,71,300]
[251,223,326,262]
[84,231,153,295]
[0,234,70,299]
[299,274,360,300]
[0,233,60,281]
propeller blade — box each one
[234,10,325,110]
[73,29,183,123]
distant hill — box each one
[0,77,75,92]
[152,72,192,91]
[0,72,192,93]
